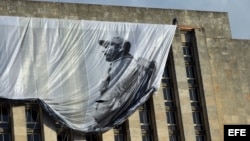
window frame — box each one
[25,104,42,141]
[113,121,128,141]
[139,100,154,141]
[57,129,72,141]
[85,133,102,141]
[0,104,12,141]
[181,30,208,140]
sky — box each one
[33,0,250,40]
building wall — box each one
[0,1,249,141]
[0,0,230,38]
[181,28,250,140]
[203,37,250,138]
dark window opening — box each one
[114,122,127,141]
[181,30,208,140]
[139,101,154,141]
[57,130,71,141]
[162,53,181,141]
[196,135,206,141]
[142,134,153,141]
[0,105,11,141]
[86,134,102,141]
[166,111,176,124]
[192,111,202,125]
[26,105,41,141]
[169,135,179,141]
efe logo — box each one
[228,129,246,136]
[224,125,250,141]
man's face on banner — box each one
[105,41,122,62]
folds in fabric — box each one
[0,16,176,132]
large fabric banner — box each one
[0,16,176,132]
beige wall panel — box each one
[12,105,27,141]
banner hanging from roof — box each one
[0,16,176,132]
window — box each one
[192,111,202,124]
[142,134,153,141]
[183,46,192,56]
[183,45,194,64]
[166,111,176,124]
[196,135,206,141]
[190,88,201,109]
[181,30,208,140]
[169,135,178,141]
[161,78,171,85]
[139,110,151,131]
[27,134,41,141]
[86,134,102,141]
[162,64,171,78]
[163,88,173,100]
[186,65,196,78]
[163,88,175,107]
[189,88,199,101]
[162,54,181,141]
[114,122,127,141]
[194,125,204,131]
[139,101,154,141]
[162,62,172,86]
[0,107,10,129]
[114,134,126,141]
[26,105,41,141]
[0,105,11,141]
[57,134,70,141]
[0,133,11,141]
[57,130,71,141]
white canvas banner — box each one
[0,16,176,132]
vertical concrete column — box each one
[152,90,169,141]
[12,105,27,141]
[42,111,58,141]
[127,111,142,141]
[102,129,115,141]
[172,31,196,141]
[195,28,220,141]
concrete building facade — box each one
[0,1,249,141]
